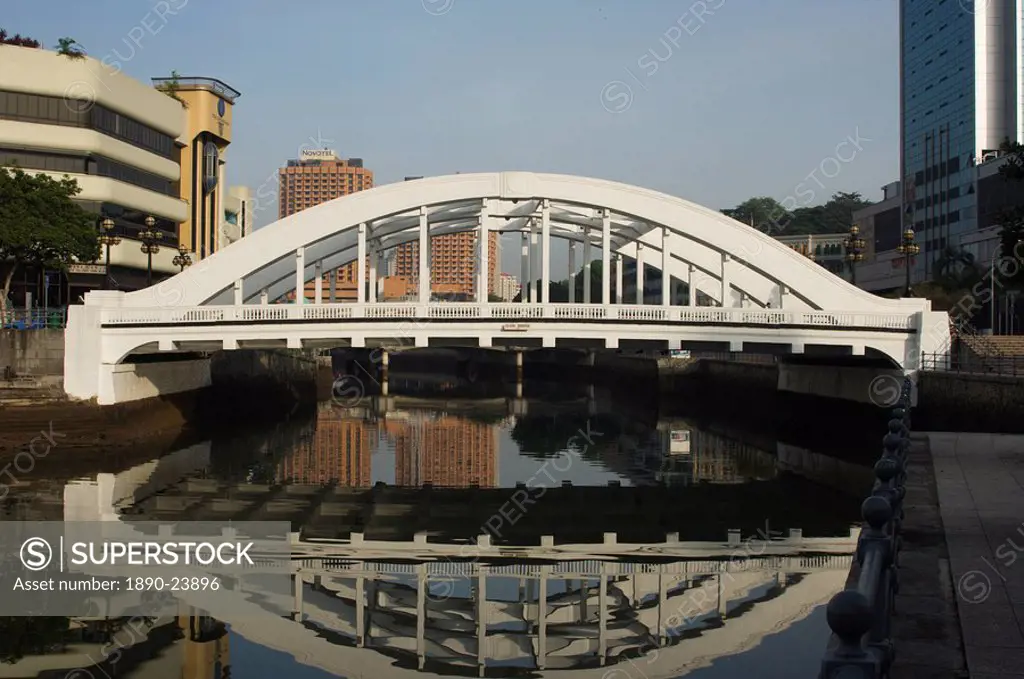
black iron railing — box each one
[1,307,67,329]
[819,377,911,678]
[921,351,1024,376]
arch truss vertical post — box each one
[662,226,671,307]
[601,210,611,305]
[357,223,368,305]
[418,207,430,305]
[294,246,305,306]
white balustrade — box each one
[95,302,917,333]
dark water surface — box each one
[0,377,875,679]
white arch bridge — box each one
[65,172,950,403]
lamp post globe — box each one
[897,228,919,296]
[139,215,162,287]
[843,225,866,286]
[97,217,120,290]
[172,244,193,273]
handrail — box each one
[1,307,67,329]
[818,377,911,678]
[96,303,918,332]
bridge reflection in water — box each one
[3,384,876,679]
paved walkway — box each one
[932,432,1024,678]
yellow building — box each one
[152,76,241,262]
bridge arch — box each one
[66,172,950,403]
[129,172,923,313]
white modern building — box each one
[497,272,521,301]
[221,185,253,247]
[0,44,188,301]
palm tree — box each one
[55,37,85,59]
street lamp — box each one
[172,244,193,272]
[897,228,920,297]
[139,215,162,287]
[844,225,866,286]
[97,217,120,290]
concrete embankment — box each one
[0,346,324,453]
[660,356,1024,438]
[914,370,1024,433]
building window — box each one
[0,90,175,159]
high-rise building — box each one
[390,414,498,487]
[278,150,373,302]
[155,76,242,263]
[497,273,521,302]
[276,409,373,486]
[392,232,500,298]
[900,0,1024,278]
[221,185,252,247]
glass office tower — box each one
[900,0,1022,280]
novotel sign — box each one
[300,149,337,161]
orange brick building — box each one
[276,408,374,486]
[278,151,373,302]
[388,415,498,487]
[392,232,500,298]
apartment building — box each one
[277,150,373,302]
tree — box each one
[0,167,100,318]
[720,197,789,233]
[0,29,41,48]
[55,37,85,59]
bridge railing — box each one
[819,377,912,679]
[97,303,917,331]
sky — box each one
[5,0,901,274]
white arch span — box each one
[134,171,920,311]
[65,173,950,404]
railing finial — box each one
[861,495,893,532]
[826,589,874,653]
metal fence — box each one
[819,377,911,678]
[921,351,1024,376]
[1,308,67,330]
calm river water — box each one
[0,378,875,679]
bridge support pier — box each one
[598,564,608,664]
[515,351,523,398]
[292,572,303,621]
[416,564,426,670]
[356,575,366,647]
[380,350,389,397]
[717,571,727,619]
[477,566,487,677]
[537,566,549,670]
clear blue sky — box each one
[6,0,900,273]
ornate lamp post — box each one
[139,216,162,287]
[844,225,866,286]
[97,217,120,290]
[897,228,920,296]
[172,244,193,272]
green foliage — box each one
[510,413,621,457]
[515,258,607,303]
[720,192,872,237]
[0,166,100,314]
[0,29,41,48]
[156,70,189,109]
[55,37,85,59]
[0,617,71,664]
